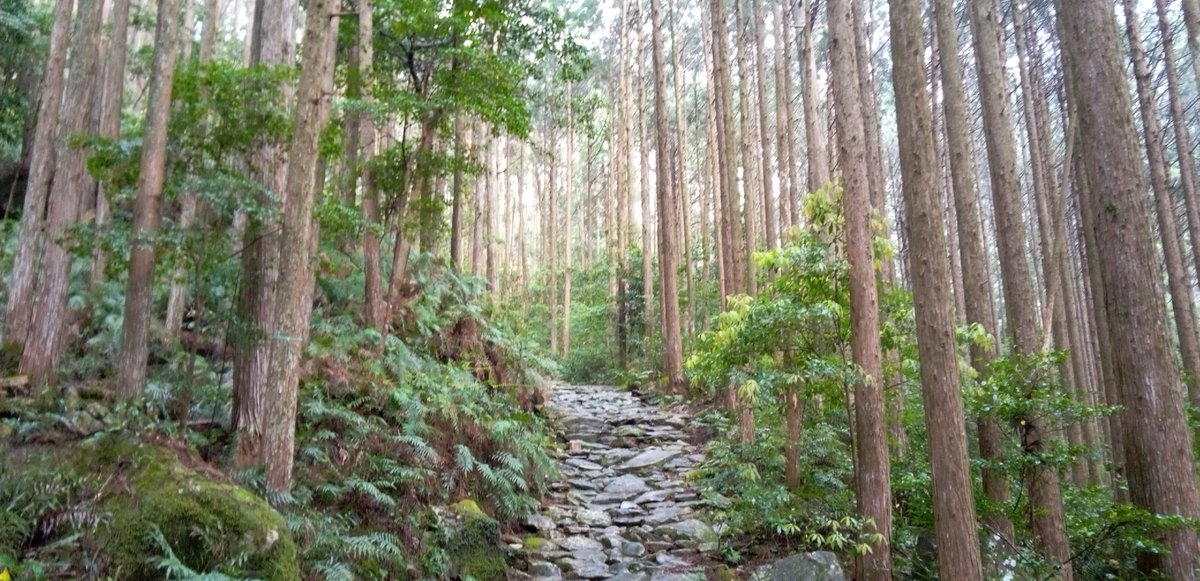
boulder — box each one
[447,499,508,581]
[748,551,846,581]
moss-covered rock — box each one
[447,499,506,581]
[88,436,298,580]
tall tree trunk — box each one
[750,0,776,250]
[232,0,291,469]
[1060,0,1200,575]
[1154,0,1200,401]
[1124,0,1200,432]
[827,0,892,576]
[563,83,574,357]
[4,0,73,346]
[710,0,743,301]
[199,0,220,62]
[969,0,1072,571]
[798,0,830,194]
[20,0,104,385]
[670,2,695,338]
[773,1,795,232]
[263,0,336,492]
[450,115,464,270]
[637,1,655,345]
[117,0,180,398]
[650,0,684,395]
[548,129,560,355]
[889,0,984,574]
[735,0,758,296]
[89,0,133,291]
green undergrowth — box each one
[0,256,560,579]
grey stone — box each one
[748,551,846,581]
[577,508,613,527]
[605,572,649,581]
[604,474,649,495]
[653,519,716,546]
[560,558,612,579]
[616,448,682,472]
[525,514,557,532]
[566,458,605,471]
[632,490,672,504]
[529,560,563,579]
[643,505,690,525]
[560,536,605,552]
[620,541,646,558]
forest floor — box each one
[516,384,721,581]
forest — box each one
[2,0,1200,579]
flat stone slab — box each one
[616,448,682,472]
[604,474,649,495]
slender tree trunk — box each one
[563,83,574,357]
[20,0,104,385]
[1124,0,1200,431]
[889,0,984,574]
[450,116,464,270]
[969,0,1072,570]
[734,0,757,296]
[263,0,335,492]
[356,0,382,330]
[750,0,776,250]
[650,0,684,394]
[827,0,891,576]
[548,129,560,355]
[89,0,133,291]
[1154,0,1200,400]
[117,0,180,398]
[710,0,743,300]
[773,1,794,232]
[5,0,73,346]
[1061,0,1200,575]
[799,0,830,194]
[636,1,655,345]
[670,2,695,338]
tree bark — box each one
[20,0,104,385]
[650,0,684,395]
[1123,0,1200,433]
[734,0,757,296]
[232,0,291,469]
[827,0,891,576]
[798,0,830,194]
[117,0,181,398]
[563,82,574,357]
[889,0,984,574]
[773,1,795,233]
[636,0,655,344]
[968,0,1071,570]
[1059,0,1200,575]
[263,0,336,492]
[89,0,133,291]
[4,0,73,347]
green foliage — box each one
[685,183,905,563]
[0,0,47,165]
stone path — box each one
[516,385,717,581]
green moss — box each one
[523,536,550,551]
[447,499,506,581]
[451,498,486,519]
[89,436,298,580]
